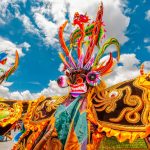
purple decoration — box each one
[68,51,77,69]
[83,55,95,70]
[78,54,84,68]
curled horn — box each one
[58,21,70,57]
[0,51,19,84]
[94,53,114,76]
[59,21,76,68]
[92,38,120,68]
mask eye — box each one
[86,71,100,86]
[57,75,68,88]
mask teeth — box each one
[83,55,95,70]
[78,54,84,69]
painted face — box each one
[57,70,101,97]
[69,73,87,98]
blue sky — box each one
[122,0,150,61]
[0,0,150,99]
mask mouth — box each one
[70,82,87,97]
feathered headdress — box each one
[58,3,120,77]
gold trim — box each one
[97,125,147,143]
[109,86,143,124]
[98,121,146,132]
[23,95,68,130]
[133,78,150,125]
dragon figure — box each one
[0,2,149,150]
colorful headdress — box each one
[58,3,120,77]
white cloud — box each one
[119,53,140,67]
[124,5,139,14]
[19,90,34,100]
[18,42,31,51]
[0,38,31,57]
[104,53,144,86]
[146,46,150,52]
[1,82,13,87]
[51,3,67,25]
[0,80,69,100]
[21,0,27,6]
[0,0,130,46]
[0,86,9,97]
[144,38,150,43]
[17,15,40,35]
[67,0,130,45]
[30,0,130,46]
[9,91,23,100]
[34,13,58,45]
[0,0,24,22]
[144,38,150,52]
[143,61,150,71]
[0,1,40,37]
[41,80,69,96]
[58,63,64,72]
[145,10,150,21]
[0,18,5,25]
[0,37,24,56]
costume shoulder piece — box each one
[92,70,150,142]
[13,95,67,150]
[23,95,68,129]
